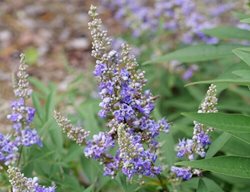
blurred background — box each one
[0,0,94,131]
[0,0,248,132]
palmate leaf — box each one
[143,44,239,65]
[182,112,250,133]
[176,156,250,179]
[203,27,250,40]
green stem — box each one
[17,146,23,167]
[157,175,168,192]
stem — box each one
[17,146,23,167]
[74,164,90,187]
[157,175,168,192]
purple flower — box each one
[197,131,210,146]
[120,69,130,81]
[2,54,43,167]
[12,123,22,132]
[182,66,196,80]
[98,109,107,118]
[34,185,56,192]
[85,6,170,179]
[158,118,170,133]
[113,103,135,122]
[210,3,234,16]
[7,113,23,122]
[21,128,42,147]
[117,125,162,178]
[7,98,42,149]
[171,166,192,180]
[93,63,107,76]
[99,0,227,44]
[103,152,120,177]
[26,107,36,123]
[84,132,115,159]
[99,81,114,96]
[176,139,194,159]
[7,166,56,192]
[0,133,18,165]
[11,98,25,109]
[174,84,217,180]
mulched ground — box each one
[0,0,120,132]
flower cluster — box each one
[86,5,169,178]
[7,97,41,147]
[55,5,169,179]
[172,84,218,180]
[0,55,41,167]
[170,166,192,181]
[84,132,115,159]
[117,124,161,178]
[13,54,33,98]
[99,0,235,44]
[0,134,18,165]
[7,166,55,192]
[8,55,41,147]
[54,111,89,145]
[0,54,56,191]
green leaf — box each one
[77,100,100,135]
[60,175,85,192]
[80,157,101,183]
[197,179,208,192]
[234,12,250,20]
[116,174,139,192]
[232,70,250,80]
[232,133,250,145]
[241,18,250,24]
[222,137,250,157]
[203,27,250,40]
[185,79,250,86]
[202,178,224,192]
[63,145,82,163]
[143,44,239,65]
[159,132,176,166]
[24,47,39,65]
[29,77,50,95]
[32,92,45,122]
[233,48,250,66]
[48,121,64,152]
[45,88,56,121]
[83,185,95,192]
[182,177,224,192]
[176,156,250,179]
[182,112,250,133]
[206,132,231,159]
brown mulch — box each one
[0,0,121,132]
